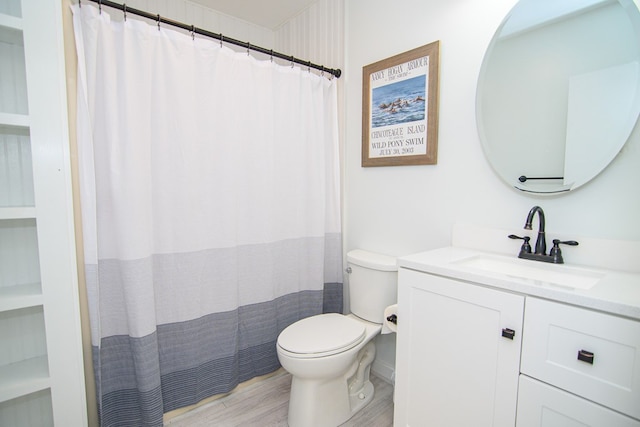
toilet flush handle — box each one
[345,266,352,273]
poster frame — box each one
[362,41,440,167]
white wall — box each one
[345,0,640,255]
[275,0,344,71]
[122,0,275,49]
[344,0,640,379]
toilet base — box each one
[286,341,377,427]
[287,377,375,427]
[348,379,374,418]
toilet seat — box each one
[277,313,366,358]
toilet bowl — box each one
[276,249,397,427]
[277,314,381,427]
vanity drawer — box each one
[521,297,640,419]
[516,375,640,427]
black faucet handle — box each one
[549,239,579,264]
[552,239,579,247]
[508,234,532,254]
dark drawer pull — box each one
[386,314,397,325]
[578,349,594,364]
[501,328,515,340]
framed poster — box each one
[362,41,440,167]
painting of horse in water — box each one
[371,75,426,128]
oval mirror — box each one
[477,0,640,194]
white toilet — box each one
[276,249,397,427]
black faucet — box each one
[525,206,546,255]
[508,206,578,264]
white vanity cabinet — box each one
[393,268,525,427]
[517,376,640,427]
[395,247,640,427]
[517,297,640,426]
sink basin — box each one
[453,255,605,290]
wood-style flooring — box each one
[165,370,394,427]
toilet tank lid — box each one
[347,249,397,271]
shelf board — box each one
[0,283,43,312]
[0,207,36,220]
[0,13,22,31]
[0,15,23,47]
[0,112,29,129]
[0,356,50,404]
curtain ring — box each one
[157,14,161,31]
[98,0,102,14]
[79,0,82,8]
[270,49,273,63]
[247,42,250,56]
[320,65,325,77]
[308,61,311,73]
[123,4,127,21]
[191,25,195,40]
[220,34,223,48]
[290,56,295,69]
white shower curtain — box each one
[72,5,342,426]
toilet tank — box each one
[346,249,398,324]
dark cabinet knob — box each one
[577,349,594,364]
[501,328,515,340]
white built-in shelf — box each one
[0,112,29,129]
[0,207,36,220]
[0,12,22,31]
[0,14,23,46]
[0,356,50,404]
[0,0,88,423]
[0,283,43,312]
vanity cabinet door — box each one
[517,375,640,427]
[394,268,525,427]
[521,297,640,419]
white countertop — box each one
[398,246,640,321]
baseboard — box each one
[371,359,395,385]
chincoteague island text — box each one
[370,124,426,156]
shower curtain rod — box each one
[81,0,342,79]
